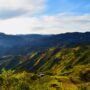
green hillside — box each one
[0,45,90,90]
[16,46,90,75]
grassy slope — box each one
[0,45,90,89]
[16,46,90,74]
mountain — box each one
[0,32,90,90]
[0,45,90,74]
[0,33,49,56]
[0,45,90,90]
[0,32,90,56]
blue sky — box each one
[46,0,90,15]
[0,0,90,34]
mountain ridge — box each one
[0,32,90,56]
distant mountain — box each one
[0,32,90,56]
[0,33,49,56]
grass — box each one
[0,69,90,90]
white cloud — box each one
[0,14,90,34]
[0,0,46,15]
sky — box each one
[0,0,90,34]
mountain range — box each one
[0,32,90,56]
[0,32,90,90]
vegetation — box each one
[0,69,90,90]
[0,45,90,90]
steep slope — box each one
[0,45,90,82]
[15,46,90,74]
[0,45,90,90]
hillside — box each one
[0,32,90,90]
[0,46,90,89]
[0,45,90,73]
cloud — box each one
[0,0,46,19]
[0,10,26,19]
[0,13,90,34]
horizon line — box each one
[0,31,90,36]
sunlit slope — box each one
[15,46,90,80]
